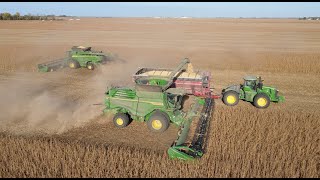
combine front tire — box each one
[147,112,169,133]
[253,93,270,109]
[69,60,79,69]
[113,113,130,128]
[222,91,239,106]
[87,62,94,70]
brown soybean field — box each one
[0,18,319,178]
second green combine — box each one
[38,46,113,72]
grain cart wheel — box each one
[113,113,130,128]
[253,93,270,109]
[69,60,79,69]
[87,62,94,70]
[222,91,239,106]
[147,112,169,133]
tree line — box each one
[299,17,320,20]
[0,12,65,20]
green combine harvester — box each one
[37,46,112,72]
[222,76,285,108]
[102,58,215,161]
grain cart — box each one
[221,76,285,108]
[37,46,111,72]
[132,58,220,99]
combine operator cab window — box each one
[167,93,182,109]
[167,93,176,107]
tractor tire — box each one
[222,91,239,106]
[147,112,170,133]
[69,60,80,69]
[253,93,270,109]
[87,62,94,70]
[113,113,130,128]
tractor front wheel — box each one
[253,93,270,109]
[222,91,239,106]
[87,62,94,70]
[147,112,169,133]
[113,113,130,128]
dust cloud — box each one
[0,57,141,136]
[0,77,99,135]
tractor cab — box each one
[243,76,264,91]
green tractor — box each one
[221,76,285,108]
[38,46,112,72]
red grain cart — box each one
[132,58,220,99]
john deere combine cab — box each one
[37,46,111,72]
[103,58,216,161]
[222,76,285,108]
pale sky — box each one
[0,2,319,18]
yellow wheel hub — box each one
[152,120,162,130]
[70,63,75,68]
[116,118,124,126]
[226,95,236,104]
[257,98,267,107]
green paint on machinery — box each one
[103,85,188,132]
[221,76,285,108]
[37,46,113,72]
[167,97,213,161]
[102,58,215,161]
[103,85,214,161]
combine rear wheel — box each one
[87,62,94,70]
[222,91,239,106]
[253,93,270,109]
[147,112,169,133]
[113,113,130,128]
